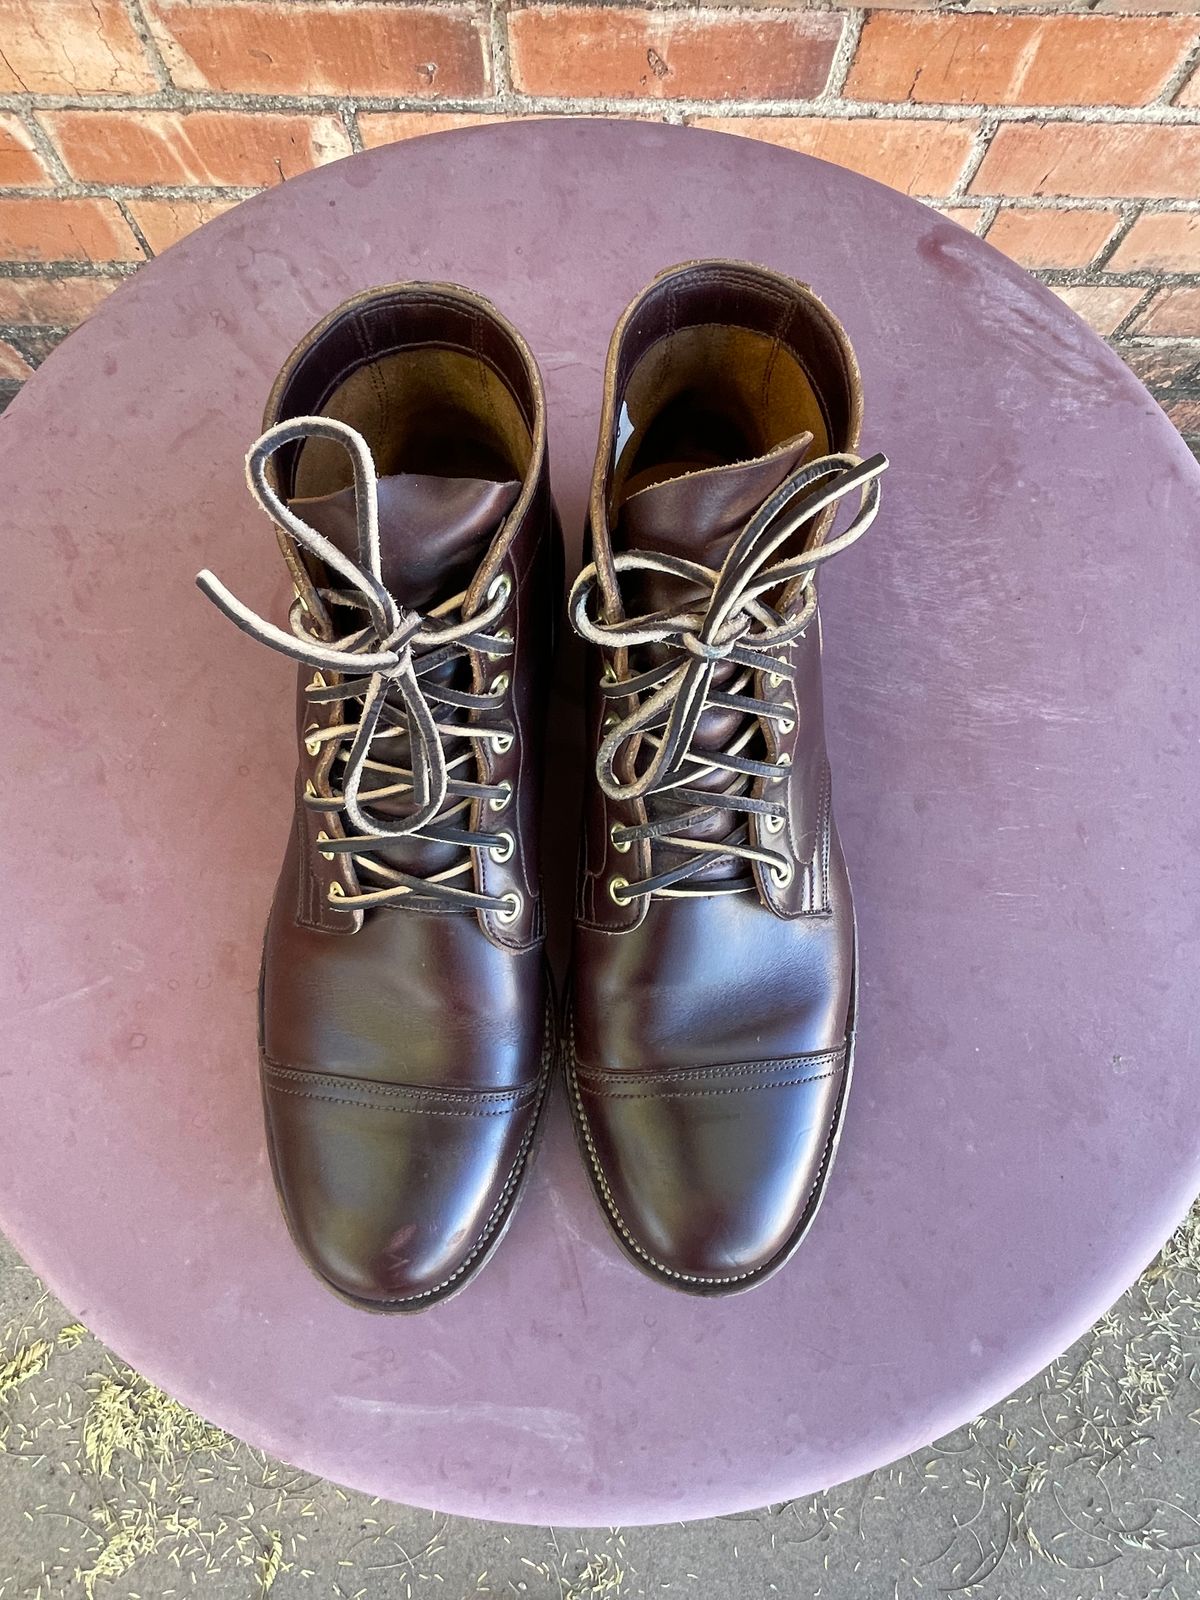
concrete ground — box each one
[3,1209,1200,1600]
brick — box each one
[985,207,1120,268]
[357,111,656,149]
[509,6,843,99]
[1164,396,1200,434]
[1053,283,1145,334]
[44,110,353,187]
[972,124,1200,200]
[1133,286,1200,336]
[935,206,983,232]
[126,198,242,254]
[692,117,978,197]
[1118,340,1200,389]
[0,115,51,187]
[0,340,33,380]
[1107,211,1200,271]
[145,1,489,96]
[0,0,156,93]
[0,275,118,327]
[359,112,525,149]
[0,198,141,264]
[847,14,1195,108]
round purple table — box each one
[1,120,1198,1527]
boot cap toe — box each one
[573,1049,848,1293]
[262,1063,542,1309]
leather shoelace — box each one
[197,416,521,919]
[569,451,888,903]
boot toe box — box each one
[262,1063,542,1309]
[572,1049,849,1293]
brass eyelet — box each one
[304,779,318,798]
[488,573,513,607]
[307,671,326,693]
[491,731,514,755]
[609,876,631,906]
[489,779,513,813]
[304,725,322,757]
[315,829,335,862]
[601,661,618,685]
[778,717,796,735]
[328,881,345,900]
[763,814,785,836]
[770,860,795,888]
[767,670,784,689]
[602,714,618,733]
[489,830,515,864]
[609,822,632,854]
[496,890,523,925]
[487,626,514,661]
[489,672,510,696]
[776,752,792,770]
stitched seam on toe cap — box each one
[567,1019,843,1288]
[270,999,554,1307]
[261,1057,539,1116]
[577,1067,842,1102]
[263,1082,533,1118]
[573,1048,846,1088]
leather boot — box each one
[198,283,559,1310]
[566,260,886,1294]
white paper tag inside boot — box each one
[613,401,635,469]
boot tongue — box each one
[290,472,521,610]
[615,431,814,886]
[619,430,814,574]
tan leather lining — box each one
[294,347,534,499]
[613,324,831,507]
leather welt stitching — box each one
[573,1049,845,1087]
[577,1068,841,1102]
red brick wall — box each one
[0,0,1197,442]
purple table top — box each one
[1,120,1198,1527]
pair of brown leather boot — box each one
[198,260,886,1310]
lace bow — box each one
[196,416,517,916]
[569,450,887,900]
